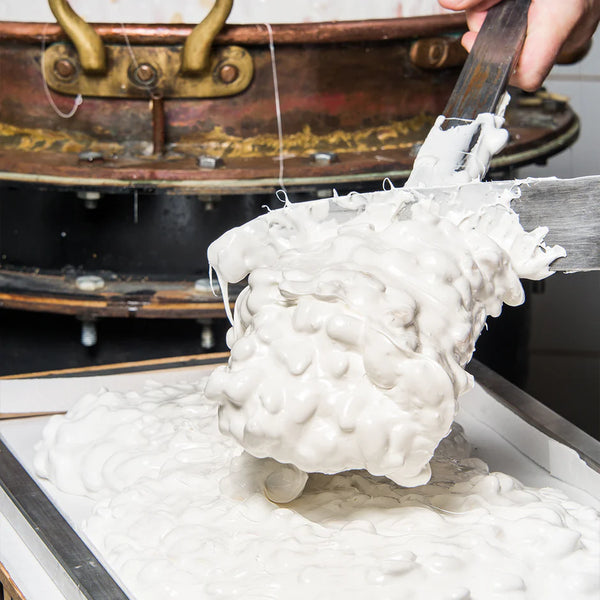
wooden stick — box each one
[0,411,66,421]
[0,560,26,600]
[0,351,229,380]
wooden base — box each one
[0,351,230,380]
[0,562,25,600]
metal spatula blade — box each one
[334,177,600,272]
[443,0,531,121]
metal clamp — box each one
[45,0,252,98]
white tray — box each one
[1,359,599,600]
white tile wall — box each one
[521,37,600,179]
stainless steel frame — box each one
[0,437,130,600]
[467,361,600,473]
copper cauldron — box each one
[0,0,582,324]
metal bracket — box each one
[44,0,250,98]
[43,42,254,98]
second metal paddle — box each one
[444,0,531,122]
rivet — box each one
[218,64,239,84]
[54,58,76,80]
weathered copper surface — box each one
[0,21,579,193]
[0,97,580,194]
[0,16,473,191]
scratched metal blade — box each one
[443,0,531,121]
[325,177,600,272]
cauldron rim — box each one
[0,13,467,46]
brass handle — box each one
[48,0,233,76]
[49,0,106,73]
[181,0,233,74]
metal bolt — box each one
[195,278,220,295]
[200,321,215,350]
[311,152,338,166]
[218,64,239,84]
[76,275,105,292]
[198,155,223,169]
[76,191,101,210]
[131,63,157,86]
[80,320,98,347]
[78,151,104,164]
[317,189,333,199]
[54,58,76,80]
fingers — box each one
[438,0,501,10]
[441,0,600,91]
[512,0,600,91]
[511,2,565,90]
[460,31,477,53]
[464,7,488,34]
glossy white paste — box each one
[34,381,600,600]
[206,168,564,489]
[405,112,509,187]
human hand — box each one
[439,0,600,91]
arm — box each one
[439,0,600,91]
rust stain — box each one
[0,122,122,154]
[175,113,433,158]
[0,113,433,158]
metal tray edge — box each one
[468,360,600,474]
[0,436,130,600]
